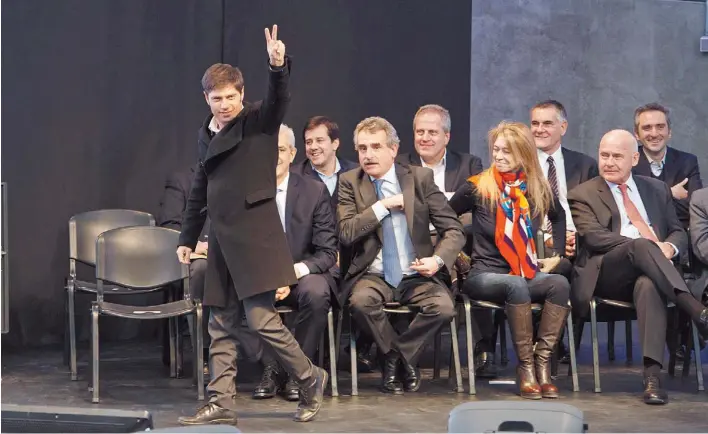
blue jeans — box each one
[462,272,570,306]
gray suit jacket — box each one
[337,163,465,299]
[689,187,708,298]
[568,175,687,317]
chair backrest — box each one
[95,226,187,294]
[69,209,155,267]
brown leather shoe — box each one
[643,375,668,405]
[534,302,569,398]
[177,403,238,426]
[506,303,542,399]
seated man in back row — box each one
[239,124,338,401]
[338,116,465,394]
[569,129,708,405]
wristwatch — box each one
[433,255,445,270]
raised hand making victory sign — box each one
[265,25,286,67]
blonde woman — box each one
[449,121,570,399]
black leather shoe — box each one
[475,352,499,378]
[380,352,404,395]
[178,403,238,426]
[643,375,668,405]
[281,376,300,402]
[294,367,328,422]
[252,362,281,399]
[400,362,421,392]
[342,346,377,373]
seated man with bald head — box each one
[568,129,708,406]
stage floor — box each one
[2,322,707,432]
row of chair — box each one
[63,209,704,405]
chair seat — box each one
[276,305,295,314]
[71,279,154,295]
[594,297,634,309]
[97,299,195,319]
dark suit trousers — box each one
[239,274,332,363]
[208,278,314,410]
[594,238,693,365]
[349,274,455,366]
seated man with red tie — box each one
[568,129,708,405]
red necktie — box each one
[618,184,658,242]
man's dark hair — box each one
[634,102,671,132]
[201,63,244,94]
[531,100,567,122]
[302,116,340,142]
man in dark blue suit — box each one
[240,124,338,402]
[291,116,358,209]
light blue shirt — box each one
[313,158,342,196]
[606,174,678,257]
[369,166,417,276]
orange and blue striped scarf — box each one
[472,168,538,278]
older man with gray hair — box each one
[568,129,708,406]
[238,124,338,402]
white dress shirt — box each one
[313,158,342,196]
[643,149,666,177]
[421,151,447,194]
[208,116,222,134]
[538,146,576,233]
[275,173,310,279]
[369,165,417,276]
[605,175,678,257]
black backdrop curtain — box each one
[1,0,471,348]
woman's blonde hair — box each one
[473,121,552,218]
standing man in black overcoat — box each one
[176,26,327,426]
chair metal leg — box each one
[327,309,339,397]
[433,330,442,379]
[195,302,205,401]
[175,315,184,378]
[349,313,358,396]
[498,311,508,367]
[168,317,176,378]
[691,323,704,391]
[91,303,100,404]
[566,310,579,392]
[625,320,633,364]
[607,321,615,361]
[682,317,693,377]
[318,333,325,368]
[590,300,601,393]
[463,297,476,395]
[335,308,344,364]
[449,316,463,393]
[668,308,679,377]
[68,286,78,381]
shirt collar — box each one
[420,150,447,169]
[537,145,564,165]
[208,116,221,134]
[605,173,638,192]
[277,173,290,192]
[312,157,341,177]
[643,148,667,168]
[370,164,398,186]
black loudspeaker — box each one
[1,404,153,433]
